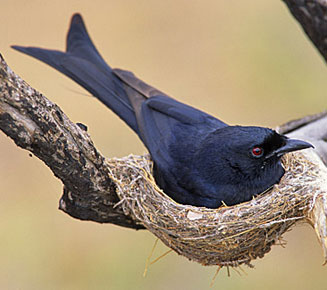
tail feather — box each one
[66,14,110,72]
[12,13,139,133]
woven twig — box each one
[106,150,326,267]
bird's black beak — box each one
[266,138,313,159]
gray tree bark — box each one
[283,0,327,62]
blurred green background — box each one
[1,1,326,289]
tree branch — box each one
[283,0,327,62]
[0,54,144,230]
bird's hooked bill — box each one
[266,138,313,159]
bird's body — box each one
[12,14,312,208]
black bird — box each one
[12,14,313,208]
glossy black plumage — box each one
[12,14,313,208]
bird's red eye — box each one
[252,147,264,157]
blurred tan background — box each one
[1,1,326,289]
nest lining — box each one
[106,151,320,267]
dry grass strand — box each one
[106,151,324,267]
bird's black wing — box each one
[113,68,226,162]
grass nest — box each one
[107,151,323,267]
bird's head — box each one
[193,126,313,204]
